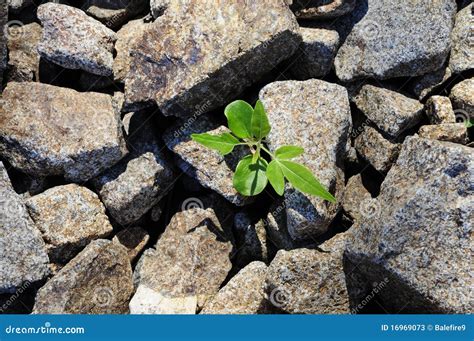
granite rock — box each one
[233,212,268,268]
[450,78,474,120]
[112,227,150,262]
[0,0,7,88]
[342,174,372,222]
[150,0,169,18]
[85,0,148,29]
[425,96,456,124]
[264,200,296,251]
[449,4,474,74]
[410,67,452,101]
[418,124,469,144]
[291,0,356,19]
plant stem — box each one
[260,145,275,159]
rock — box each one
[352,85,424,138]
[113,18,151,83]
[0,82,127,182]
[450,78,474,119]
[25,184,114,263]
[289,27,339,79]
[418,124,469,144]
[264,200,296,251]
[85,0,148,29]
[150,0,169,18]
[449,4,474,74]
[163,117,249,206]
[342,174,372,222]
[6,22,41,82]
[93,111,174,226]
[334,0,456,81]
[131,208,233,314]
[291,0,356,19]
[0,162,50,294]
[345,137,473,313]
[410,67,452,100]
[124,0,301,114]
[201,261,268,314]
[265,233,351,313]
[425,96,456,124]
[233,212,268,267]
[7,0,32,12]
[0,0,7,88]
[37,3,117,76]
[33,240,134,314]
[112,227,150,262]
[259,79,352,240]
[354,126,400,173]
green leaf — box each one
[278,160,336,202]
[266,160,285,196]
[275,145,304,159]
[251,100,271,139]
[224,100,254,139]
[191,132,240,155]
[233,155,268,196]
[465,119,473,128]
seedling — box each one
[191,100,336,202]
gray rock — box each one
[0,0,6,88]
[233,212,268,268]
[33,240,134,314]
[342,174,372,222]
[37,3,117,76]
[353,85,424,138]
[418,124,469,144]
[124,0,301,114]
[290,27,339,79]
[345,137,473,313]
[259,79,352,240]
[450,78,474,120]
[265,233,351,313]
[410,67,452,101]
[291,0,356,19]
[93,111,174,226]
[264,200,296,251]
[425,96,456,124]
[25,184,113,263]
[0,162,50,294]
[150,0,169,18]
[334,0,456,81]
[7,0,32,12]
[354,126,400,173]
[449,4,474,74]
[112,227,150,262]
[201,261,268,314]
[6,22,42,82]
[0,82,127,182]
[85,0,148,29]
[131,208,233,314]
[163,117,250,206]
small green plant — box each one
[191,100,336,202]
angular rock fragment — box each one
[93,111,174,226]
[163,118,249,206]
[6,22,42,82]
[201,262,268,314]
[425,96,456,124]
[345,137,473,313]
[124,0,301,114]
[449,4,474,74]
[450,78,474,118]
[259,79,352,240]
[418,124,468,144]
[37,3,117,76]
[33,240,133,314]
[291,0,356,19]
[290,27,339,79]
[0,0,7,88]
[410,67,452,100]
[233,212,268,268]
[0,82,127,182]
[0,162,50,294]
[131,208,233,314]
[354,126,400,173]
[25,184,113,263]
[264,200,296,251]
[334,0,456,81]
[112,227,149,262]
[265,233,351,314]
[353,85,424,138]
[85,0,148,29]
[342,174,372,222]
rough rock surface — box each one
[264,200,297,251]
[201,262,268,314]
[425,96,456,124]
[345,137,473,313]
[93,111,174,226]
[353,85,424,138]
[112,227,149,262]
[233,212,268,268]
[291,0,356,19]
[150,0,169,18]
[450,78,474,118]
[7,0,31,12]
[37,3,117,76]
[265,233,351,314]
[131,208,233,314]
[342,174,372,222]
[0,0,7,88]
[290,27,339,79]
[163,118,249,206]
[449,4,474,74]
[410,67,452,100]
[0,82,127,182]
[418,124,468,144]
[85,0,148,29]
[0,162,50,294]
[354,126,400,173]
[334,0,456,81]
[259,79,352,240]
[6,23,41,82]
[33,240,133,314]
[124,0,301,114]
[25,184,113,263]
